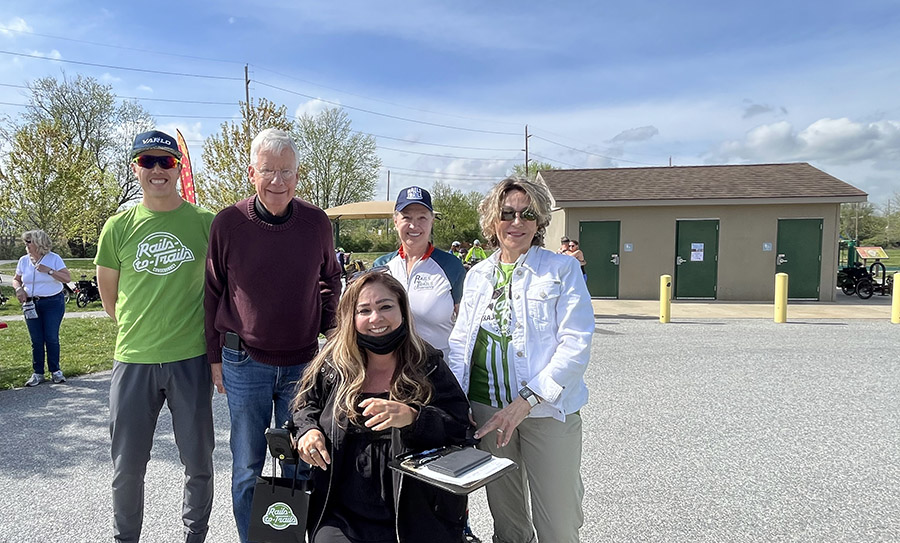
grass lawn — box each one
[0,257,97,279]
[0,316,117,390]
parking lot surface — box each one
[0,317,897,542]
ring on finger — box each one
[309,449,318,455]
[497,429,504,433]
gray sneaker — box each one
[25,373,45,387]
[51,370,66,384]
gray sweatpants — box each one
[110,355,215,543]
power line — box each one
[529,152,582,169]
[0,28,244,65]
[366,133,520,152]
[383,166,501,180]
[0,50,243,81]
[378,145,519,162]
[257,80,520,136]
[531,134,663,166]
[253,65,521,128]
[2,82,236,106]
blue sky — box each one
[1,1,899,205]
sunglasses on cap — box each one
[132,155,181,170]
[347,265,390,287]
[499,207,538,222]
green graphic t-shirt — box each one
[468,262,517,407]
[95,201,214,363]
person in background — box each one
[205,128,342,543]
[557,236,571,254]
[336,247,348,279]
[448,176,594,543]
[291,271,470,543]
[567,239,587,282]
[464,239,488,267]
[95,129,215,542]
[13,229,71,387]
[450,240,464,261]
[373,186,465,361]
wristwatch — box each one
[519,386,540,408]
[47,269,54,276]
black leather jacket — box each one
[292,346,471,542]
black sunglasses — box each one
[133,155,181,170]
[499,207,537,222]
[24,239,33,244]
[347,265,390,286]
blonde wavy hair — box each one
[291,272,434,425]
[22,229,53,257]
[479,176,552,249]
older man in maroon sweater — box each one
[204,128,342,543]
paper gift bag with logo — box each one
[248,459,310,543]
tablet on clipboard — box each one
[389,446,517,495]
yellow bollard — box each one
[774,272,788,323]
[660,274,672,323]
[892,273,899,324]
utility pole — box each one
[524,124,531,177]
[244,64,251,125]
[386,170,391,200]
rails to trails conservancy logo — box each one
[133,232,195,275]
[262,502,298,530]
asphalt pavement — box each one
[1,318,898,542]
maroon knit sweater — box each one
[204,197,342,366]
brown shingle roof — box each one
[539,163,867,203]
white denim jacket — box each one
[448,246,594,421]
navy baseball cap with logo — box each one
[395,186,433,212]
[130,130,183,160]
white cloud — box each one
[136,85,153,93]
[101,73,122,83]
[228,16,236,24]
[295,98,335,118]
[0,17,31,37]
[710,118,900,165]
[609,126,659,143]
[29,49,62,59]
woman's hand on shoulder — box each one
[296,429,330,470]
[359,398,418,431]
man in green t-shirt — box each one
[95,130,215,543]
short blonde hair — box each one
[479,176,552,248]
[22,229,52,256]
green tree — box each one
[196,98,293,213]
[293,107,380,209]
[0,120,92,239]
[0,74,153,249]
[840,203,886,244]
[430,180,485,250]
[510,161,557,181]
[23,74,154,212]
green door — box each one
[674,220,719,299]
[776,218,822,299]
[580,221,620,298]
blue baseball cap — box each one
[395,186,433,212]
[130,130,183,160]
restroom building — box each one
[539,163,867,301]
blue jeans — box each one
[221,348,310,543]
[24,291,65,374]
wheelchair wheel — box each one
[856,279,874,300]
[840,283,856,296]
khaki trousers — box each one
[471,401,584,543]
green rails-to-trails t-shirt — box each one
[95,201,214,363]
[468,262,518,408]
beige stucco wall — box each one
[556,203,841,301]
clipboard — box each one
[389,447,518,495]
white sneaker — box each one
[25,373,45,387]
[51,370,66,384]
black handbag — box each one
[247,456,311,543]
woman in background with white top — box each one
[12,229,71,387]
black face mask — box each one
[357,321,408,355]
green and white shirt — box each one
[467,262,518,407]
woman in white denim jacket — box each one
[448,177,594,543]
